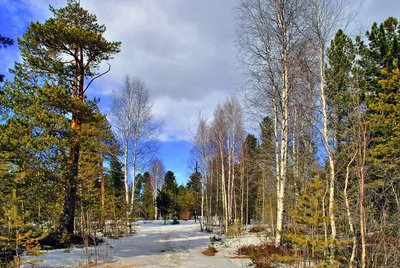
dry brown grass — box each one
[202,246,218,256]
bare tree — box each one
[110,75,136,204]
[127,77,162,207]
[302,0,356,258]
[236,0,303,246]
[110,75,161,207]
[151,158,165,219]
[190,112,210,231]
[223,97,244,224]
[210,104,228,233]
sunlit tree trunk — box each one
[344,151,357,267]
[124,141,129,204]
[275,10,290,246]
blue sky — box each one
[1,0,400,184]
[0,0,241,185]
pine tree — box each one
[284,176,329,264]
[256,117,275,225]
[143,172,155,220]
[359,17,400,231]
[108,156,124,198]
[0,74,70,230]
[156,190,172,225]
[16,0,120,235]
[187,166,201,221]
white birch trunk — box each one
[124,141,129,205]
[319,43,337,256]
[220,141,228,233]
[275,17,290,246]
[344,151,357,267]
[273,91,281,244]
[130,135,139,209]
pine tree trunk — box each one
[60,61,82,235]
[61,142,79,234]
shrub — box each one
[249,225,266,233]
[202,246,218,256]
[226,221,244,237]
[236,243,301,267]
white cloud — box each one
[152,90,230,142]
[2,0,242,142]
[76,0,241,141]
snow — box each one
[22,220,266,267]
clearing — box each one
[23,220,262,267]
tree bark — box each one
[344,150,357,267]
[275,17,290,247]
[360,126,367,268]
[124,141,129,205]
[319,37,337,257]
[220,142,228,233]
[100,157,105,228]
[59,52,82,235]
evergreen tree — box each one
[143,172,155,220]
[15,0,120,235]
[284,176,328,264]
[156,190,172,225]
[134,173,145,203]
[187,169,201,193]
[360,17,400,229]
[0,74,70,229]
[257,117,275,222]
[162,171,178,200]
[326,29,355,147]
[243,134,258,224]
[108,156,124,198]
[187,166,201,221]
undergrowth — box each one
[202,246,218,256]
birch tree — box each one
[236,0,302,246]
[151,159,165,220]
[111,75,136,205]
[111,75,161,208]
[191,112,210,230]
[210,104,228,232]
[303,0,354,257]
[223,97,244,223]
[127,77,161,207]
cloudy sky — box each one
[1,0,399,184]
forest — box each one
[0,0,399,267]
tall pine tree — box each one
[16,0,120,235]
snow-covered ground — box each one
[22,220,266,267]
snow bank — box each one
[22,220,264,267]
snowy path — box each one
[23,220,260,267]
